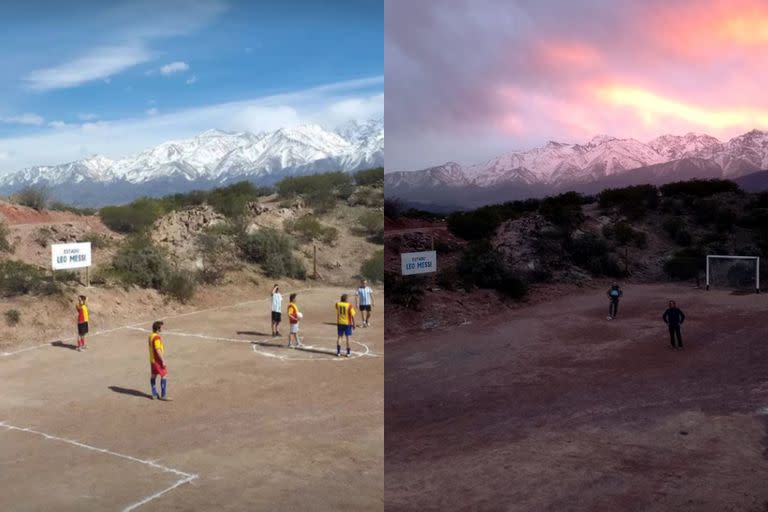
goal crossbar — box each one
[705,255,760,293]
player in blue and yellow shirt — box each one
[148,321,171,401]
[335,294,356,357]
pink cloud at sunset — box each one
[386,0,768,172]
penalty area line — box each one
[0,421,197,512]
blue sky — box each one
[0,0,383,173]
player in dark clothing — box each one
[663,300,686,350]
[607,283,623,319]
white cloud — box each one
[1,113,45,126]
[160,61,190,75]
[0,151,8,161]
[186,75,198,85]
[25,45,152,91]
[78,113,99,121]
[0,76,384,173]
[145,108,159,116]
[48,121,70,129]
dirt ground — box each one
[0,286,383,511]
[385,283,768,511]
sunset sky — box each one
[386,0,768,172]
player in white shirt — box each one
[271,284,283,336]
[355,279,375,327]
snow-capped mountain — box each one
[0,119,383,206]
[385,129,768,209]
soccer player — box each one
[607,282,623,320]
[287,293,302,348]
[75,295,89,351]
[663,300,685,351]
[335,293,356,357]
[148,321,171,401]
[355,279,375,327]
[271,284,282,337]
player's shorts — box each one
[359,305,372,312]
[151,362,168,377]
[290,323,299,334]
[77,322,89,336]
[337,324,353,337]
[271,311,282,322]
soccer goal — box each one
[705,255,760,293]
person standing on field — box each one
[287,293,302,348]
[76,295,89,351]
[663,300,686,351]
[356,279,375,327]
[148,321,171,401]
[271,284,282,337]
[607,282,623,320]
[335,293,356,357]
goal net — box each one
[706,255,760,293]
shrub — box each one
[196,230,232,284]
[348,186,384,207]
[162,272,196,303]
[0,260,59,297]
[207,181,272,218]
[598,185,659,218]
[81,232,111,249]
[276,171,354,212]
[285,216,339,244]
[360,249,384,283]
[660,179,741,198]
[384,198,403,219]
[448,208,501,240]
[32,227,53,248]
[566,233,623,277]
[662,217,685,238]
[49,202,97,216]
[100,198,164,234]
[540,192,585,231]
[354,167,384,187]
[13,186,49,210]
[4,309,20,326]
[0,221,11,253]
[663,248,705,281]
[384,271,424,308]
[238,228,306,279]
[357,210,384,243]
[111,237,171,289]
[610,222,647,248]
[458,240,528,299]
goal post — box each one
[705,255,760,293]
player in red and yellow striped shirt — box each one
[148,321,171,401]
[75,295,89,352]
[335,294,356,357]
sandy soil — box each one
[385,283,768,511]
[0,287,383,511]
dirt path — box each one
[386,283,768,511]
[0,287,384,511]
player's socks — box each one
[337,344,341,356]
[160,378,167,398]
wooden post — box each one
[86,266,90,288]
[313,244,317,280]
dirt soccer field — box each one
[386,283,768,512]
[0,286,383,512]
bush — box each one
[238,228,306,279]
[354,167,384,187]
[284,216,338,244]
[384,198,403,219]
[32,227,53,248]
[348,186,384,207]
[458,241,528,299]
[357,210,384,243]
[448,208,502,240]
[196,230,233,284]
[0,260,59,297]
[0,221,11,253]
[81,232,111,249]
[384,271,424,308]
[100,198,164,234]
[49,202,97,216]
[162,272,196,303]
[13,186,49,210]
[206,181,272,218]
[610,222,647,248]
[660,179,741,198]
[662,217,685,238]
[540,192,585,231]
[598,185,658,218]
[111,237,171,289]
[4,309,20,326]
[663,248,705,281]
[276,171,354,212]
[361,249,384,283]
[566,233,623,277]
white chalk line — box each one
[1,287,322,358]
[0,420,197,511]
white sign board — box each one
[51,242,92,270]
[401,250,437,275]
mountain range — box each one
[0,119,383,206]
[385,130,768,210]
